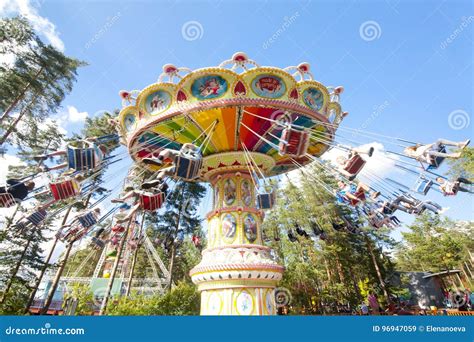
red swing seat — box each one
[0,193,17,208]
[279,127,310,157]
[348,189,366,206]
[343,154,366,176]
[49,179,80,201]
[139,191,165,211]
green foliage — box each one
[62,283,95,316]
[448,146,474,179]
[395,213,472,273]
[0,279,30,315]
[105,282,200,316]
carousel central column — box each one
[190,157,284,315]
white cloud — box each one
[0,0,65,51]
[322,142,401,185]
[67,106,89,123]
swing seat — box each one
[91,237,105,248]
[332,222,345,231]
[78,212,98,229]
[128,239,139,249]
[49,179,80,201]
[343,154,366,177]
[111,225,125,233]
[287,231,298,242]
[139,191,165,211]
[67,143,103,171]
[413,177,433,195]
[27,209,48,227]
[174,154,202,180]
[279,127,310,157]
[427,145,446,170]
[257,192,275,210]
[311,221,323,235]
[0,192,17,208]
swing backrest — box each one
[427,145,446,170]
[174,154,203,180]
[0,192,17,208]
[67,141,103,171]
[278,127,310,157]
[49,179,80,201]
[257,191,275,210]
[91,237,105,248]
[343,154,366,175]
[78,212,98,229]
[27,209,48,227]
[139,191,165,212]
[413,177,433,195]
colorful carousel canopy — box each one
[118,52,346,178]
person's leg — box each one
[424,201,442,210]
[113,190,136,202]
[44,162,68,171]
[427,150,461,158]
[141,178,163,190]
[33,150,67,160]
[436,139,470,148]
[116,204,140,223]
[457,177,473,185]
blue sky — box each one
[1,0,473,239]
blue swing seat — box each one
[257,191,275,210]
[426,145,446,170]
[78,212,98,228]
[174,154,202,180]
[413,176,433,195]
[67,142,103,171]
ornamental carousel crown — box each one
[117,52,346,180]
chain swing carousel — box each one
[116,52,345,315]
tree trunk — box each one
[0,66,44,124]
[364,234,390,303]
[24,205,73,314]
[99,216,133,315]
[0,231,34,304]
[40,242,73,315]
[40,194,93,315]
[0,94,37,145]
[167,186,186,291]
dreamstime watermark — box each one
[84,12,122,50]
[352,100,390,137]
[359,21,382,41]
[262,12,300,50]
[448,109,470,130]
[181,21,204,41]
[4,323,85,336]
[440,16,474,50]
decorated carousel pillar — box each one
[190,152,284,315]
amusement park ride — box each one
[1,52,471,316]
